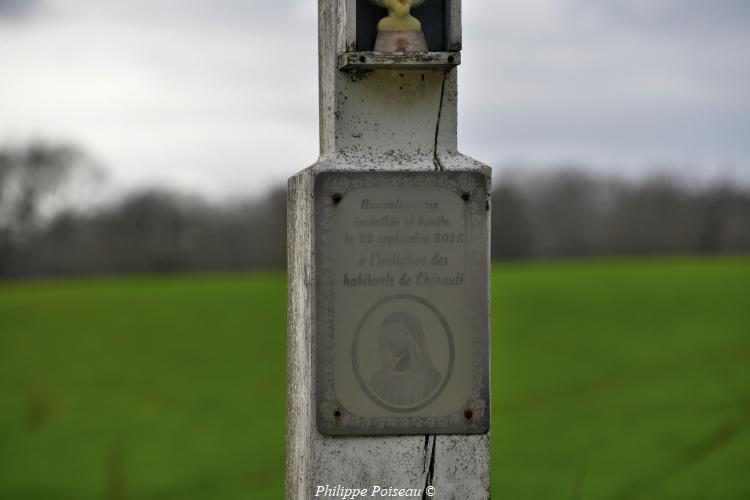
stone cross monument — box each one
[287,1,491,498]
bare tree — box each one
[0,141,101,238]
[0,141,102,276]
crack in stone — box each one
[421,436,437,499]
[433,71,448,172]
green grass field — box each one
[1,258,749,499]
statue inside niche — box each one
[369,0,428,52]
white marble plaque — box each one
[315,171,489,435]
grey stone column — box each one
[286,1,491,498]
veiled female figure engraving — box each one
[369,311,441,406]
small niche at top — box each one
[356,0,450,52]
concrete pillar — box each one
[287,1,490,498]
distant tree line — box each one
[1,142,749,279]
[1,142,285,278]
[8,189,286,278]
[491,170,750,260]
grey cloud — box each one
[574,0,750,35]
[459,0,750,180]
[0,0,41,20]
[2,0,748,196]
[40,0,304,28]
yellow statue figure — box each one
[369,0,428,52]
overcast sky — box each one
[1,0,749,198]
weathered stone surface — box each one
[287,162,490,499]
[338,51,460,71]
[286,0,490,498]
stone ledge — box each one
[339,51,461,71]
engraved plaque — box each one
[315,171,489,435]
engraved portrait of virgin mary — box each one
[369,311,442,407]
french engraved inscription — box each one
[315,172,489,435]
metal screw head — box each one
[464,409,473,420]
